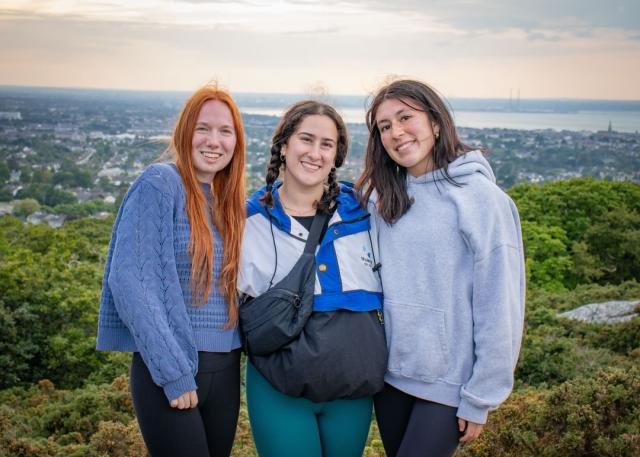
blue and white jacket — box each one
[238,182,382,312]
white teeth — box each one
[301,161,321,171]
[201,151,222,159]
[396,141,414,152]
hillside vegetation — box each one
[1,178,639,457]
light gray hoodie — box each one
[375,150,525,424]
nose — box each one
[307,142,322,159]
[205,131,220,148]
[390,121,404,138]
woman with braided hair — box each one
[238,100,384,457]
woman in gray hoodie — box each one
[356,79,526,457]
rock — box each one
[559,300,640,324]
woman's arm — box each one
[108,173,197,403]
[458,189,526,425]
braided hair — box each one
[260,100,348,213]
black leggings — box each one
[374,383,461,457]
[130,350,241,457]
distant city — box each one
[0,86,639,226]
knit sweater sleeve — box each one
[456,183,526,424]
[107,171,197,402]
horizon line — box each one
[1,84,640,104]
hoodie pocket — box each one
[385,300,449,381]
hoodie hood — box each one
[407,150,495,185]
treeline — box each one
[510,178,640,290]
[1,178,639,456]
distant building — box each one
[0,203,13,216]
[93,211,113,219]
[27,212,66,228]
[0,111,22,120]
[98,167,125,178]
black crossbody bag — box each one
[239,212,327,356]
[241,211,387,403]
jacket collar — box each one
[247,181,368,235]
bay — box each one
[239,107,640,133]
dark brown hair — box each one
[355,79,474,224]
[261,100,349,213]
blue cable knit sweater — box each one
[96,163,241,401]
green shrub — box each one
[0,216,117,389]
[465,367,640,457]
[0,377,139,457]
[561,317,640,356]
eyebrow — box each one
[196,121,234,129]
[297,131,336,144]
[376,108,411,125]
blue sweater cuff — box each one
[457,398,489,424]
[162,373,198,402]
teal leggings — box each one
[246,362,373,457]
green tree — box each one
[53,200,115,220]
[11,198,41,218]
[510,179,640,287]
[521,221,573,291]
[16,183,77,207]
[19,166,32,184]
[510,178,640,243]
[32,167,53,184]
[583,207,640,282]
[0,188,12,202]
[0,161,10,182]
[0,216,114,389]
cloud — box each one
[286,26,342,35]
[1,0,639,98]
[352,0,640,35]
[172,0,243,2]
[526,32,562,42]
[4,0,640,36]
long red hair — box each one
[171,84,245,327]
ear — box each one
[432,122,440,136]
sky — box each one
[1,0,639,99]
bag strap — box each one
[304,212,328,254]
[367,219,385,324]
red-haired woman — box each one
[97,84,246,457]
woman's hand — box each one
[458,418,484,443]
[170,390,198,409]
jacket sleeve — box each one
[108,173,197,402]
[457,191,526,424]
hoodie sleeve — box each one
[108,170,197,402]
[457,185,526,424]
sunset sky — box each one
[1,0,639,99]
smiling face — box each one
[190,99,236,183]
[375,97,440,177]
[281,114,338,193]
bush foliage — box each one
[1,178,639,456]
[464,367,640,457]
